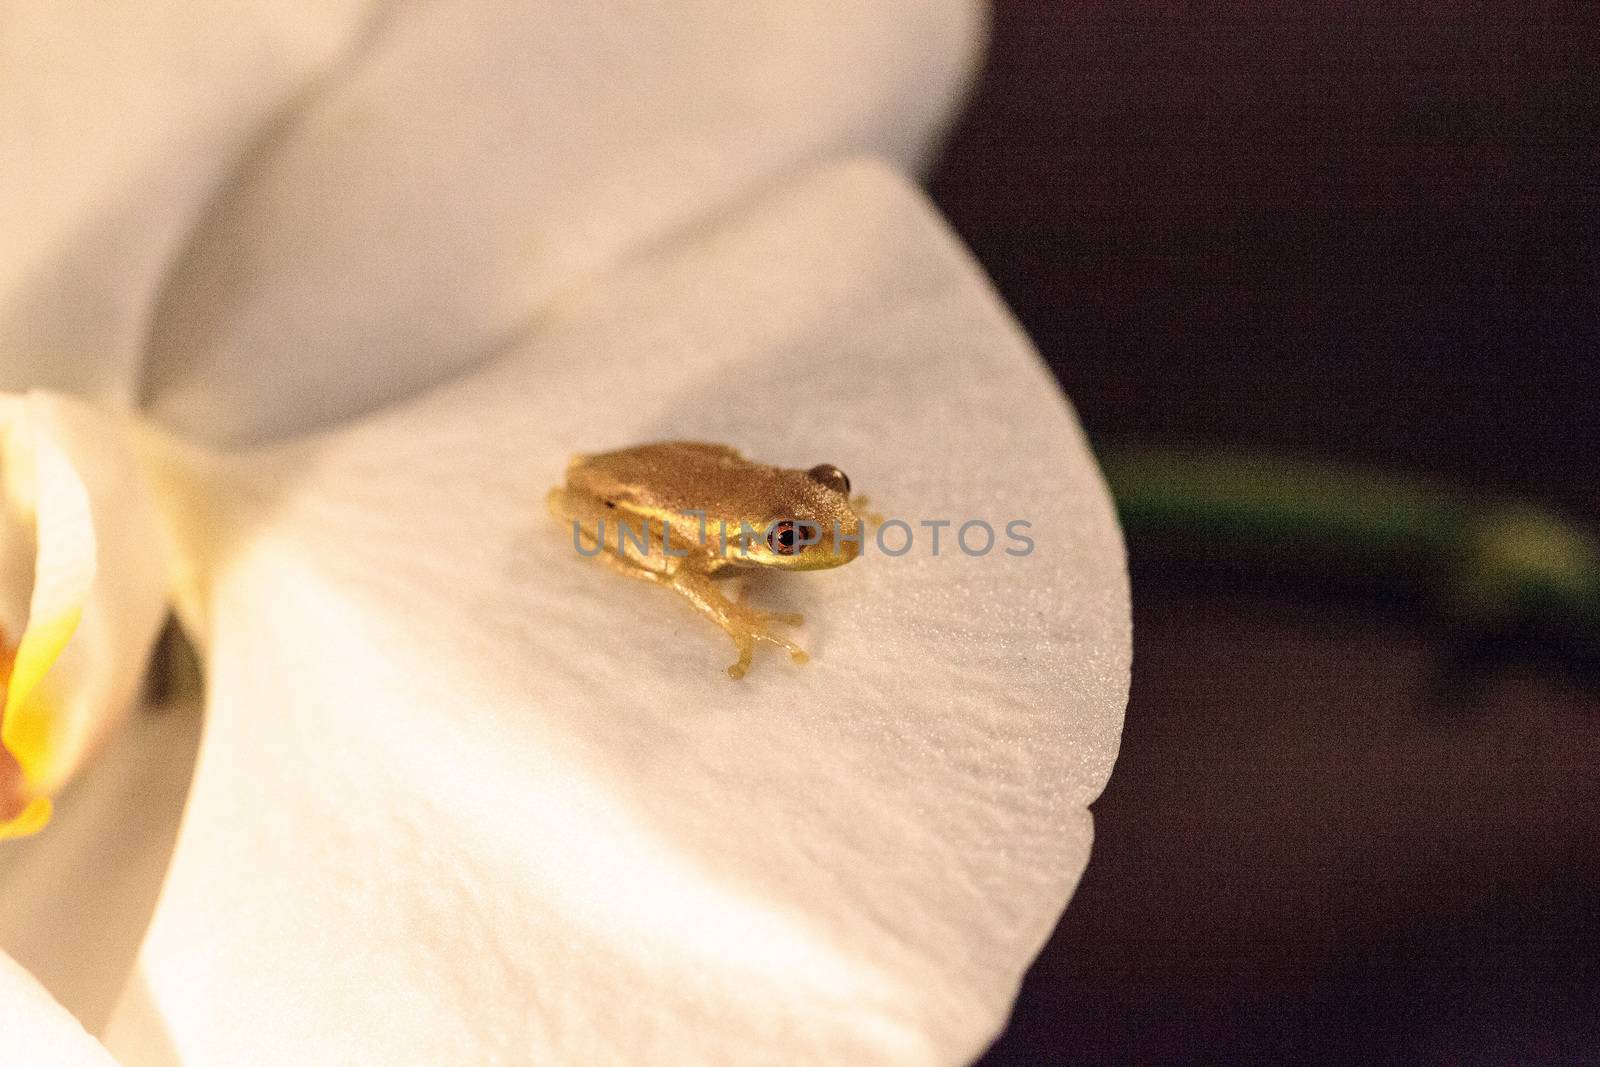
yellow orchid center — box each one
[1,627,54,836]
[0,402,96,840]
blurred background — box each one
[930,5,1600,1063]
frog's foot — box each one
[849,494,886,527]
[671,571,808,679]
[722,603,809,680]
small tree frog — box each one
[548,442,865,679]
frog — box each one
[548,441,866,679]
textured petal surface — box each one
[0,952,119,1066]
[0,0,380,403]
[0,691,202,1034]
[139,0,985,445]
[0,395,169,837]
[111,162,1128,1066]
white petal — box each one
[111,161,1127,1066]
[0,691,202,1035]
[0,952,120,1066]
[0,0,379,402]
[139,0,986,445]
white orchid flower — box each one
[0,3,1130,1065]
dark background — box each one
[928,5,1600,1063]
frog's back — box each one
[567,442,768,517]
[573,442,745,478]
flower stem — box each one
[1100,448,1600,662]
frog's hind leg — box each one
[590,544,671,585]
[568,524,682,609]
[671,570,808,680]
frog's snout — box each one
[810,518,862,568]
[837,527,863,563]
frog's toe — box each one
[751,624,807,662]
[770,610,805,627]
[726,636,755,680]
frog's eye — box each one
[766,520,803,556]
[807,464,850,495]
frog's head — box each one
[740,463,862,571]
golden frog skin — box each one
[548,442,864,679]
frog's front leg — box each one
[850,494,886,527]
[670,564,808,680]
[571,520,807,678]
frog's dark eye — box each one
[807,463,850,495]
[766,520,802,556]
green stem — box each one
[1099,449,1600,655]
